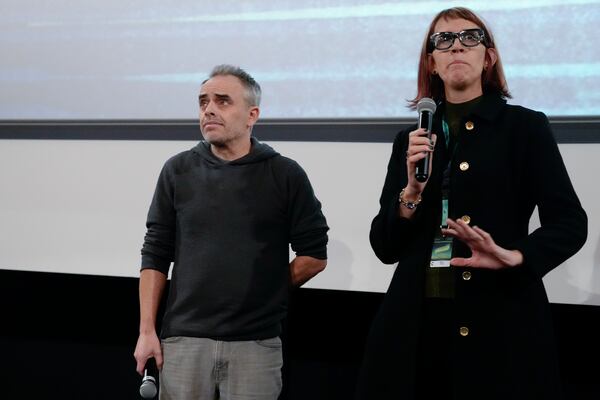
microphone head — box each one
[140,375,157,399]
[417,97,437,114]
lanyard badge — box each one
[430,118,453,268]
[430,199,452,268]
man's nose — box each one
[203,100,216,115]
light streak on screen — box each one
[1,0,599,119]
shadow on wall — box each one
[584,232,600,305]
[307,237,354,290]
[542,229,600,306]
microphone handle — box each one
[415,110,433,182]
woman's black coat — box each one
[355,94,587,400]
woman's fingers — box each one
[446,219,484,244]
[407,130,435,160]
[472,225,494,244]
[407,148,431,163]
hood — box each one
[191,137,279,166]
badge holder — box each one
[430,198,452,268]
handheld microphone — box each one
[139,362,158,399]
[415,97,437,182]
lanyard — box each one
[442,117,451,148]
[441,117,451,228]
[441,198,449,228]
[430,116,453,269]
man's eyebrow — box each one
[198,93,232,100]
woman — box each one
[355,7,587,400]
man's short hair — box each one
[206,64,262,107]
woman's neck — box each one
[445,86,483,104]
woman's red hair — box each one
[409,7,511,109]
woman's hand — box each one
[405,128,437,194]
[441,218,523,269]
[398,128,437,218]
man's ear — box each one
[247,106,260,128]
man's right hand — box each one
[134,331,163,376]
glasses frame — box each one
[429,28,486,51]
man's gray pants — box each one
[159,336,283,400]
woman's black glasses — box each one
[429,28,486,51]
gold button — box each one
[465,121,475,131]
[461,215,471,224]
[462,271,472,281]
[459,326,470,336]
[459,162,470,171]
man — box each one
[133,64,329,400]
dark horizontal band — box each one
[1,117,599,143]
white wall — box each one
[0,139,598,305]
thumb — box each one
[450,257,470,267]
[155,350,164,371]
